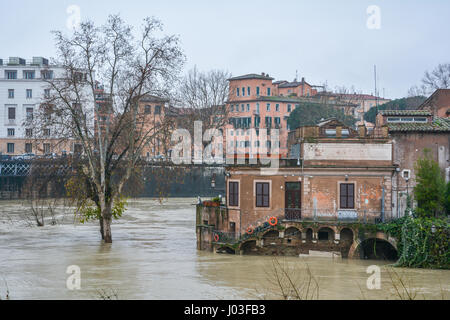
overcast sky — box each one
[1,0,449,99]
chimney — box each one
[261,72,265,76]
[301,77,305,83]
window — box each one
[43,143,51,154]
[265,116,272,127]
[236,88,239,96]
[25,143,32,153]
[6,71,17,79]
[246,104,250,112]
[154,105,161,114]
[256,103,260,114]
[230,105,234,112]
[274,117,281,127]
[25,129,33,137]
[41,70,53,79]
[44,89,50,98]
[8,107,16,120]
[267,88,271,96]
[8,89,14,98]
[256,87,260,96]
[23,71,35,79]
[254,116,260,128]
[247,87,250,96]
[266,103,270,112]
[7,128,14,136]
[340,183,355,209]
[256,182,270,207]
[229,181,239,207]
[242,87,245,96]
[144,105,151,114]
[26,89,32,99]
[43,129,51,136]
[241,104,244,112]
[287,104,291,112]
[275,104,279,112]
[7,143,14,153]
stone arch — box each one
[318,227,334,241]
[340,228,354,242]
[285,227,301,239]
[348,236,398,260]
[305,228,313,241]
[240,240,257,255]
[262,229,279,239]
[216,245,236,255]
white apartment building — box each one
[0,57,86,156]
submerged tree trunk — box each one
[101,202,113,243]
[102,216,112,243]
[99,216,105,240]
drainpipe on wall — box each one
[381,187,385,223]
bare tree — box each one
[21,158,71,226]
[31,15,184,242]
[176,67,233,146]
[422,63,450,92]
[256,258,320,300]
[409,63,450,96]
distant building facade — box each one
[0,57,67,156]
[375,109,450,215]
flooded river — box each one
[0,198,448,300]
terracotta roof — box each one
[386,117,450,132]
[380,110,431,116]
[418,89,450,110]
[228,73,274,81]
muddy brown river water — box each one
[0,198,448,300]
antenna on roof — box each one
[295,70,298,82]
[374,65,378,115]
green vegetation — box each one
[372,152,450,269]
[287,102,356,129]
[363,96,426,123]
[414,149,448,218]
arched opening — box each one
[216,246,235,255]
[359,238,398,261]
[306,228,313,241]
[318,227,334,241]
[240,240,257,255]
[262,230,279,239]
[340,228,354,242]
[285,227,301,239]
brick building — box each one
[375,109,450,216]
[418,88,450,118]
[202,119,394,236]
[224,73,358,158]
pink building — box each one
[224,73,320,158]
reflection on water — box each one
[0,198,448,300]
